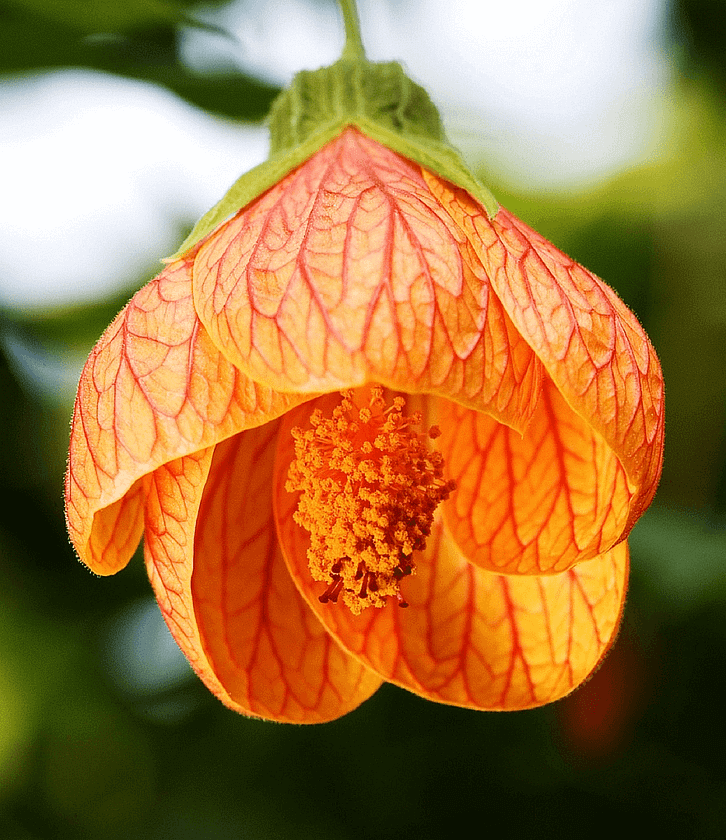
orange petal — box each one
[424,176,664,533]
[192,127,542,431]
[65,257,308,575]
[273,398,627,711]
[440,378,632,574]
[145,424,381,723]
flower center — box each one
[286,387,455,615]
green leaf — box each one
[2,0,213,34]
[0,3,280,122]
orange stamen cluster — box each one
[286,387,455,615]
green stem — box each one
[337,0,366,61]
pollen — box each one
[285,387,456,615]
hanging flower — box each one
[65,35,664,723]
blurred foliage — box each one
[5,0,207,32]
[0,0,280,119]
[670,0,726,81]
[1,0,726,839]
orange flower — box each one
[65,126,663,722]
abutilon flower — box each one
[65,31,664,722]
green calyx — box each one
[171,57,498,259]
[267,58,446,154]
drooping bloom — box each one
[65,58,664,723]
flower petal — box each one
[192,128,541,431]
[65,257,308,575]
[145,425,381,722]
[440,379,632,574]
[424,176,664,533]
[273,397,627,710]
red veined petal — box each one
[65,257,308,575]
[144,448,230,704]
[144,428,380,722]
[273,401,628,710]
[393,529,628,710]
[440,378,632,574]
[192,127,542,431]
[424,175,664,534]
[273,395,628,709]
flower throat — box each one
[286,387,455,615]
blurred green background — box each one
[1,0,725,837]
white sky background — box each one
[0,0,670,312]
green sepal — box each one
[170,58,497,259]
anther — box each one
[393,557,413,579]
[358,572,369,600]
[319,576,344,604]
[287,386,455,615]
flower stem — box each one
[338,0,366,61]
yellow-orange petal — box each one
[192,127,542,432]
[440,378,632,574]
[65,257,308,575]
[274,404,628,709]
[424,178,664,534]
[145,424,381,723]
